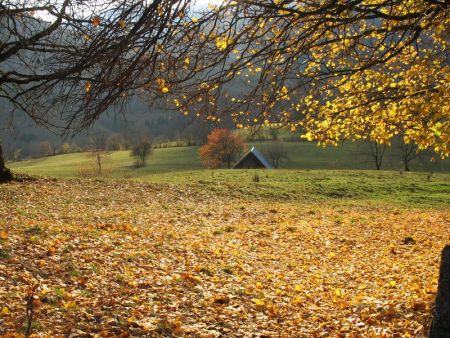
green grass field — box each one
[9,141,450,178]
[144,169,450,208]
[8,141,450,208]
[9,146,202,178]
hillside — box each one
[8,141,450,179]
[9,147,202,178]
[7,148,450,209]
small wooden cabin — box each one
[233,147,273,169]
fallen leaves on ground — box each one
[0,178,448,337]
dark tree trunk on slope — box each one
[400,142,418,172]
[429,245,450,338]
[96,152,102,174]
[0,143,13,183]
[369,142,387,170]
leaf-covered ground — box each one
[0,178,449,337]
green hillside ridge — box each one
[8,141,450,209]
[9,141,450,178]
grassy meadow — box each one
[8,146,202,178]
[8,141,450,209]
[2,141,450,336]
[8,141,450,179]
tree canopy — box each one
[199,128,246,168]
[0,0,190,131]
[154,0,449,157]
[1,0,449,157]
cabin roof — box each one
[233,146,273,169]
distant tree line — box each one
[3,124,444,173]
[1,116,214,161]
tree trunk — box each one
[0,143,13,183]
[401,143,416,172]
[96,152,102,174]
[404,159,410,172]
[429,245,450,338]
[370,142,386,170]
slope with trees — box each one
[0,0,192,180]
[1,1,449,182]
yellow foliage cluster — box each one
[298,51,450,156]
[162,0,449,157]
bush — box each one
[199,129,246,169]
[131,138,153,167]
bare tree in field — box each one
[88,130,109,174]
[131,137,153,167]
[399,142,417,172]
[263,142,289,169]
[399,141,421,172]
[369,142,387,170]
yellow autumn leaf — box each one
[253,298,265,307]
[127,316,138,323]
[85,81,92,93]
[63,301,77,309]
[118,19,126,29]
[266,304,279,317]
[128,280,138,287]
[436,24,445,33]
[1,306,10,315]
[215,36,232,50]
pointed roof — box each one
[233,146,273,169]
